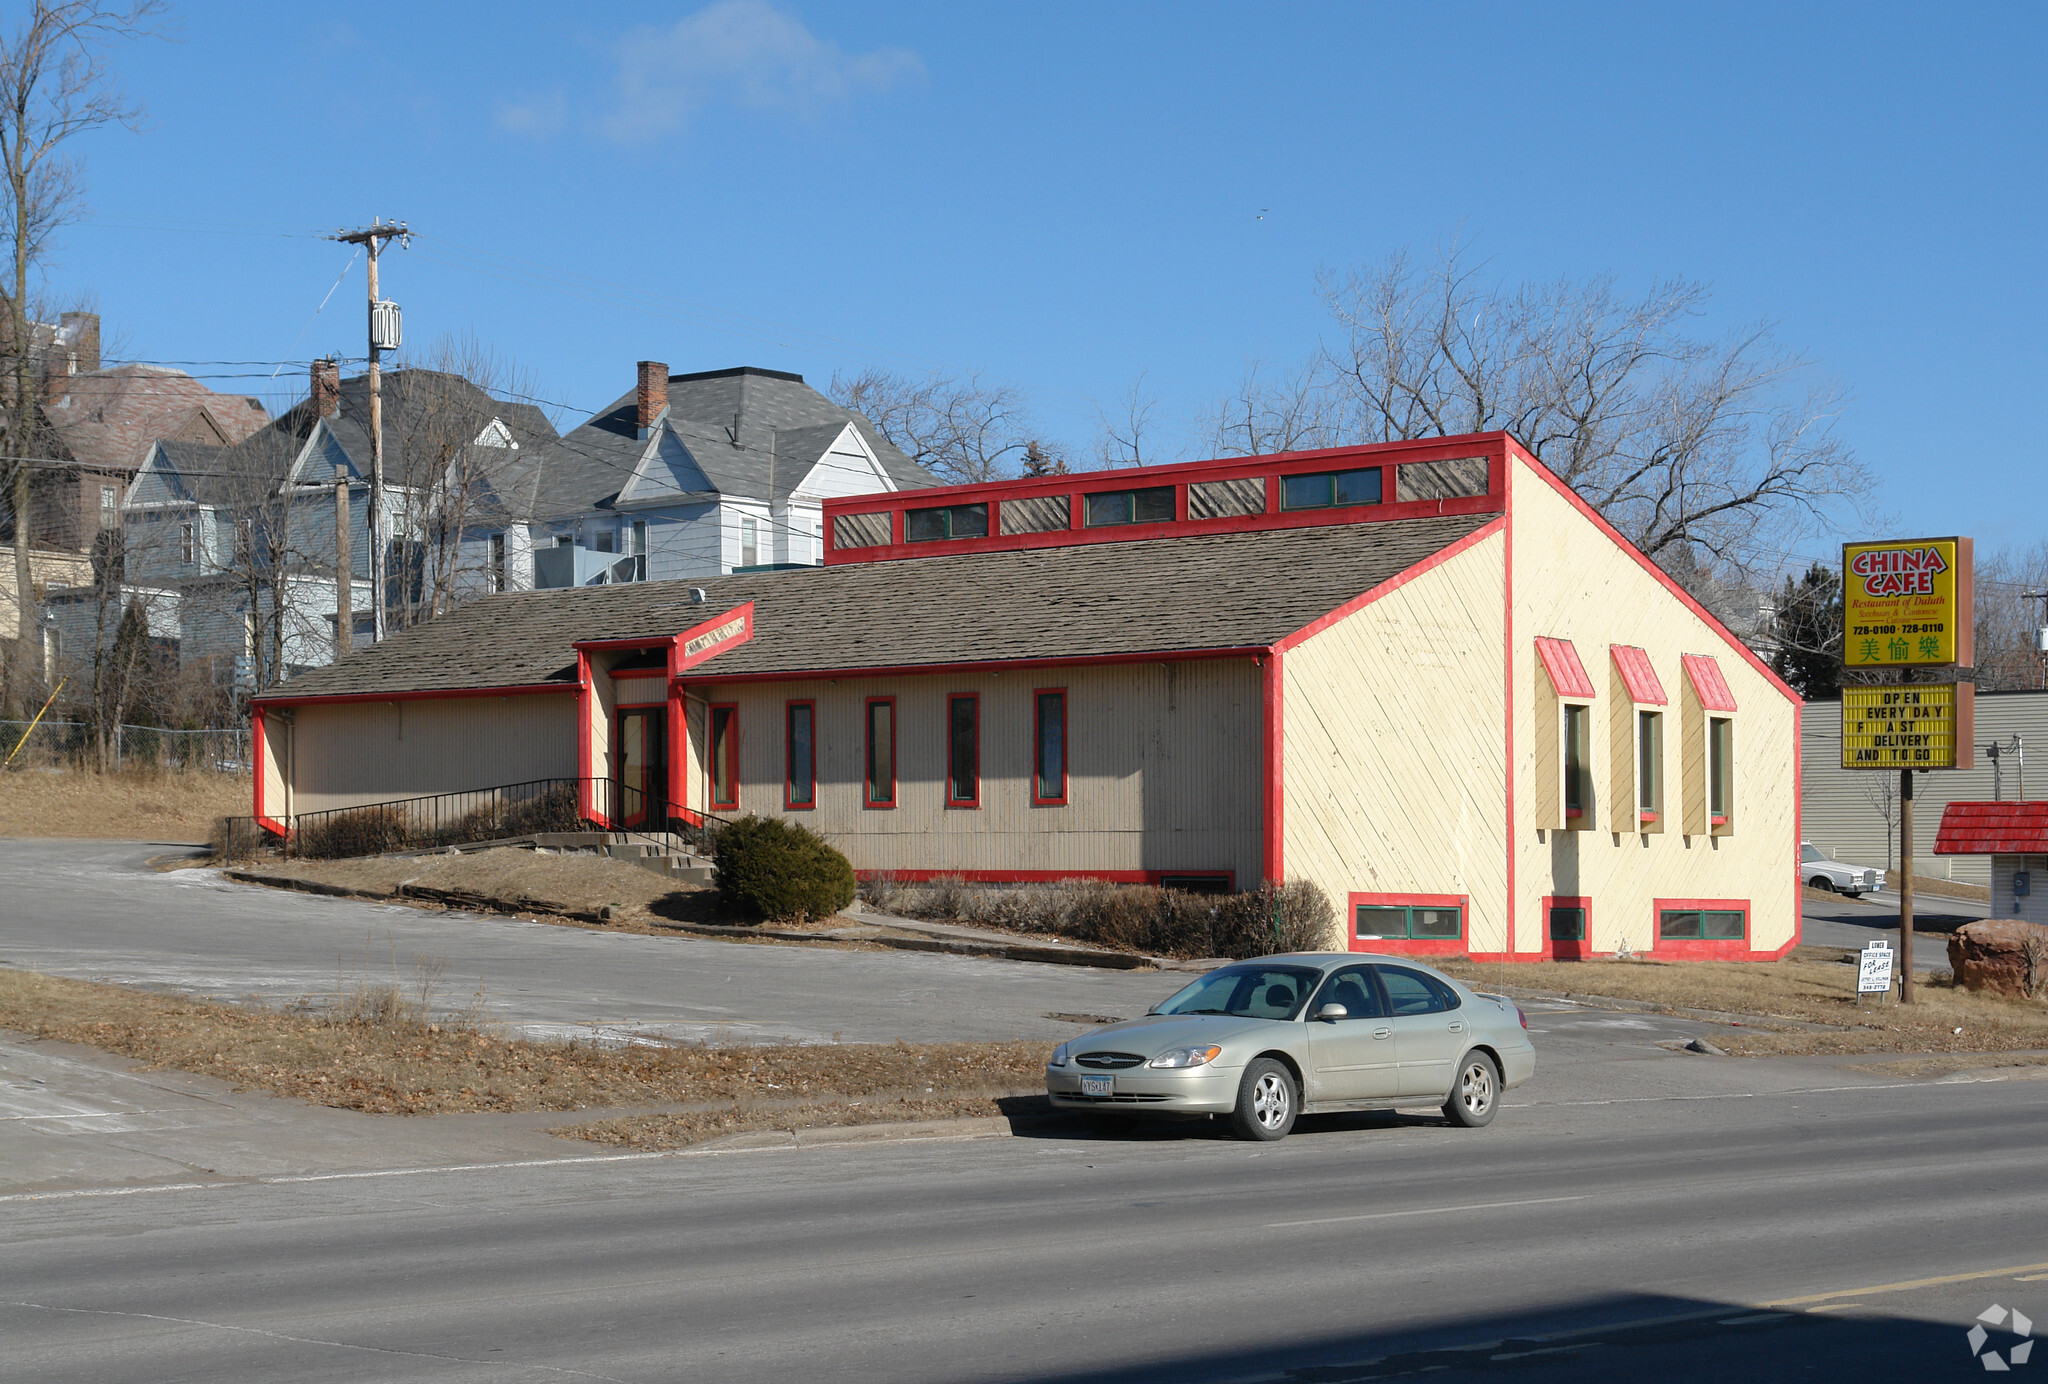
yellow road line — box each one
[1763,1262,2048,1307]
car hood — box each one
[1068,1012,1284,1056]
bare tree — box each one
[1859,773,1899,876]
[0,0,164,716]
[1092,375,1167,470]
[1200,358,1340,458]
[1315,243,1873,575]
[1971,543,2048,693]
[829,367,1033,484]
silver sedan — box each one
[1045,952,1536,1141]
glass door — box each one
[617,709,668,829]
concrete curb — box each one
[683,1114,1028,1153]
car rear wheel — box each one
[1442,1052,1500,1128]
[1230,1058,1297,1142]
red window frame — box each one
[708,702,739,811]
[784,699,816,811]
[946,693,980,809]
[1032,686,1067,806]
[1651,897,1749,959]
[863,695,896,808]
[1346,891,1468,956]
[1542,894,1592,961]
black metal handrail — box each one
[216,777,731,864]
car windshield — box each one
[1802,844,1822,863]
[1154,965,1323,1021]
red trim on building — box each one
[784,698,817,810]
[1510,444,1801,707]
[1650,897,1751,959]
[683,645,1268,687]
[1502,462,1516,955]
[1681,653,1739,713]
[1346,891,1470,957]
[251,703,289,835]
[863,695,897,808]
[856,868,1235,889]
[673,601,755,673]
[254,681,575,708]
[1272,517,1506,653]
[1534,636,1597,699]
[708,702,740,811]
[1933,801,2048,855]
[1262,652,1285,885]
[1541,894,1592,960]
[1610,645,1667,705]
[946,692,981,809]
[669,682,688,820]
[575,649,599,826]
[1031,686,1068,807]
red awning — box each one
[1682,653,1737,712]
[1934,801,2048,855]
[1610,645,1667,705]
[1534,637,1596,699]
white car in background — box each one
[1803,842,1882,897]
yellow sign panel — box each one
[1842,537,1972,667]
[1841,684,1974,770]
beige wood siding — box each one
[281,694,579,814]
[1509,455,1799,956]
[690,660,1263,881]
[1280,529,1508,951]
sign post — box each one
[1840,537,1974,1005]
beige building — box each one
[253,432,1801,961]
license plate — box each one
[1080,1075,1113,1097]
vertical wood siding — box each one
[283,694,579,814]
[690,660,1263,880]
[1510,457,1799,957]
[1281,530,1508,951]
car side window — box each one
[1374,966,1450,1016]
[1311,966,1384,1019]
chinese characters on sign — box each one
[1841,538,1973,668]
[1840,684,1974,769]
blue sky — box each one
[56,2,2048,562]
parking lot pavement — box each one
[1801,890,1989,971]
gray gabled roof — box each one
[504,366,940,523]
[258,512,1493,700]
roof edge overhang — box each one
[680,644,1272,686]
[252,681,577,708]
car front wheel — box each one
[1808,876,1835,893]
[1230,1058,1298,1142]
[1442,1052,1501,1128]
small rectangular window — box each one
[1658,907,1747,941]
[864,697,895,807]
[947,694,979,807]
[1281,467,1382,511]
[594,529,615,554]
[181,522,195,565]
[1709,716,1733,823]
[905,503,989,543]
[1082,486,1175,527]
[99,485,118,529]
[1033,689,1066,805]
[1548,906,1587,941]
[1564,703,1590,820]
[739,516,758,568]
[1638,709,1662,822]
[1354,902,1464,940]
[834,511,893,549]
[489,533,506,592]
[709,704,738,810]
[632,520,647,581]
[785,701,815,809]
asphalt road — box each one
[1801,889,1992,973]
[6,1061,2045,1383]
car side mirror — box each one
[1146,1005,1160,1016]
[1315,1003,1348,1022]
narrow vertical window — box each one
[181,522,195,566]
[785,701,815,809]
[1637,709,1662,823]
[1563,703,1590,820]
[709,704,738,810]
[632,520,647,581]
[489,533,506,592]
[864,697,896,807]
[740,516,759,568]
[946,694,979,807]
[1709,716,1733,824]
[1033,689,1067,805]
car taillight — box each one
[1518,1006,1528,1029]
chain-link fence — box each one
[1,720,250,774]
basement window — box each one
[1354,903,1462,940]
[906,503,989,543]
[1658,907,1746,942]
[1548,905,1586,942]
[1083,486,1174,527]
[1281,467,1381,512]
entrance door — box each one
[1303,964,1400,1102]
[617,708,669,829]
[1374,965,1469,1098]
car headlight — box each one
[1147,1045,1223,1069]
[1049,1042,1070,1068]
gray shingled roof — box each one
[502,366,939,521]
[259,512,1492,700]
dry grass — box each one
[0,768,243,841]
[0,965,1049,1116]
[1439,956,2048,1057]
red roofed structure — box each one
[1611,644,1667,705]
[1535,636,1597,699]
[1934,801,2048,856]
[1682,653,1738,713]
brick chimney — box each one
[311,357,340,418]
[636,360,668,440]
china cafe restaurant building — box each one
[252,431,1801,961]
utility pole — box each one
[333,462,351,660]
[2026,592,2048,692]
[327,219,409,641]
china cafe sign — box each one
[1839,536,1973,772]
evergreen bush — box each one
[713,815,858,923]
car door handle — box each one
[1372,1027,1392,1039]
[1448,1021,1466,1033]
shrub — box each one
[713,815,858,924]
[295,804,412,859]
[1214,879,1336,957]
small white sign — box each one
[1857,941,1895,994]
